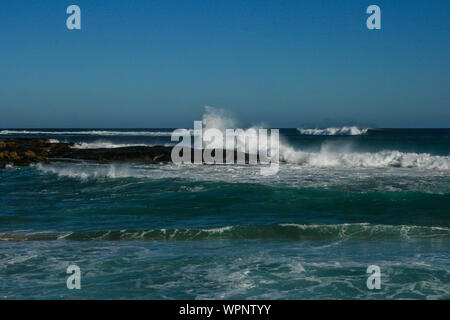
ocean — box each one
[0,126,449,299]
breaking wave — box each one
[1,223,448,242]
[199,108,449,170]
[279,148,450,170]
[297,126,370,135]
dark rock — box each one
[0,138,267,167]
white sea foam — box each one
[0,130,175,136]
[71,141,174,149]
[35,159,450,196]
[72,142,147,149]
[202,226,234,233]
[278,146,450,170]
[297,126,369,135]
[36,163,136,179]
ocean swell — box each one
[1,223,448,241]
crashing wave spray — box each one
[191,107,450,170]
[171,107,280,175]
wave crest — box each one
[297,126,369,136]
[72,142,150,149]
[279,146,450,170]
[1,223,448,241]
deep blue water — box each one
[0,128,449,299]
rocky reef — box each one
[0,138,173,168]
[0,138,261,168]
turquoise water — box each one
[0,128,449,299]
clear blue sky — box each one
[0,0,449,128]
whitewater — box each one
[7,106,446,171]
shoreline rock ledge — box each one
[0,138,173,168]
[0,138,261,168]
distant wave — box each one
[0,130,175,136]
[1,223,448,241]
[297,126,369,136]
[72,142,151,149]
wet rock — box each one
[0,138,261,168]
[0,138,173,167]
